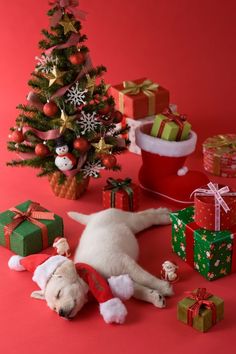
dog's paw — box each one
[158,281,174,297]
[148,290,166,308]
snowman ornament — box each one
[55,137,76,171]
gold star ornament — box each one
[54,110,77,134]
[86,74,96,95]
[92,137,113,154]
[59,15,78,35]
[47,66,66,87]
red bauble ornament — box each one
[112,110,123,124]
[102,154,117,168]
[69,52,85,65]
[98,103,111,115]
[43,101,58,117]
[11,130,24,143]
[35,143,49,157]
[73,137,90,152]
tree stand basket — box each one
[48,172,90,200]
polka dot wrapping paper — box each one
[194,194,236,231]
[203,134,236,177]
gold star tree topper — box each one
[47,66,66,87]
[92,137,113,154]
[59,15,78,35]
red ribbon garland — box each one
[185,288,217,326]
[4,202,55,250]
[157,107,187,141]
[185,221,236,274]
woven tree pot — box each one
[48,172,90,200]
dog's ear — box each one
[31,290,45,300]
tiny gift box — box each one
[150,108,191,141]
[0,200,64,256]
[103,178,139,211]
[177,288,224,332]
[109,78,169,120]
[170,183,236,280]
[203,134,236,177]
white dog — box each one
[26,207,173,319]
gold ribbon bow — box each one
[204,134,236,152]
[119,79,159,116]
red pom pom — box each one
[98,103,111,115]
[11,130,24,143]
[102,154,117,168]
[43,101,58,117]
[112,111,123,124]
[73,137,90,153]
[69,52,85,65]
[35,143,49,157]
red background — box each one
[0,1,236,354]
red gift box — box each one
[103,178,139,211]
[109,78,169,120]
[193,183,236,231]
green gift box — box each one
[150,111,191,141]
[170,207,236,280]
[0,200,64,256]
[177,288,224,332]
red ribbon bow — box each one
[49,0,87,27]
[4,202,55,250]
[185,288,217,326]
[158,108,187,141]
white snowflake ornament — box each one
[35,54,58,74]
[77,111,101,135]
[66,82,88,107]
[81,160,104,178]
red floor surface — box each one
[1,1,236,353]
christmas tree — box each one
[7,0,128,199]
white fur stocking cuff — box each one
[108,274,134,300]
[99,298,128,324]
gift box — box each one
[177,288,224,332]
[194,184,236,231]
[109,78,169,120]
[117,104,178,155]
[170,206,236,280]
[0,200,64,256]
[103,178,139,211]
[150,108,191,141]
[203,134,236,177]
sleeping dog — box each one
[29,208,173,319]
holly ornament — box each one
[102,154,117,168]
[73,137,90,153]
[43,101,58,117]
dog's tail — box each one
[67,211,92,225]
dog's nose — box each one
[59,309,66,317]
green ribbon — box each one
[104,178,134,211]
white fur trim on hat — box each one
[32,255,68,290]
[99,298,128,324]
[108,274,134,300]
[8,255,25,271]
[135,123,197,157]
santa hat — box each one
[8,254,69,290]
[8,254,134,324]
